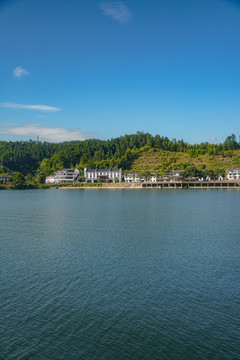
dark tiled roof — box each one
[85,169,121,172]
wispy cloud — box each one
[0,124,89,142]
[209,136,218,143]
[100,1,131,23]
[0,102,60,112]
[13,66,29,78]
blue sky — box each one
[0,0,240,143]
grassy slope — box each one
[129,148,240,174]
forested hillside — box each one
[0,140,64,173]
[0,133,240,178]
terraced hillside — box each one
[129,148,240,175]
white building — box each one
[206,176,215,181]
[227,169,240,180]
[173,170,184,178]
[124,172,158,183]
[45,168,80,184]
[45,175,56,184]
[163,171,184,180]
[150,173,157,182]
[124,173,140,183]
[84,168,122,183]
[0,175,11,184]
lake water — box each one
[0,189,239,360]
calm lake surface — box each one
[0,189,239,360]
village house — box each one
[84,168,122,183]
[227,169,240,180]
[124,173,140,183]
[150,173,157,182]
[162,170,184,181]
[173,170,184,179]
[124,173,157,183]
[0,175,11,184]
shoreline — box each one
[1,181,239,191]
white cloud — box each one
[13,66,29,78]
[209,136,218,143]
[100,1,131,23]
[0,102,60,112]
[0,124,89,142]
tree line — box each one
[0,133,239,180]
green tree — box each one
[183,166,202,179]
[224,134,239,150]
[12,172,25,189]
[35,173,46,184]
[26,173,34,184]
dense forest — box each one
[0,133,240,181]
